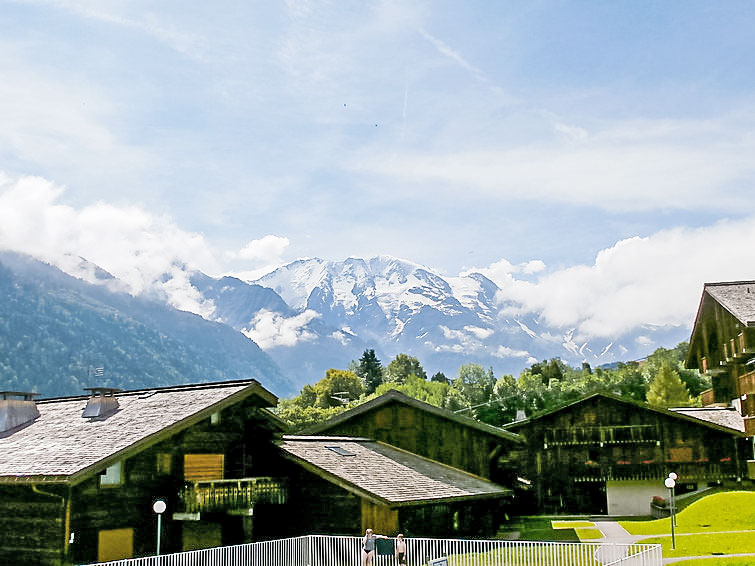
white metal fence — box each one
[87,535,662,566]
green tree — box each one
[444,364,497,422]
[374,375,449,407]
[356,349,384,394]
[386,353,427,384]
[430,371,449,384]
[646,362,693,407]
[275,399,349,432]
[313,369,365,408]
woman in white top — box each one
[362,528,388,566]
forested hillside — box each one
[0,253,295,397]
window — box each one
[156,453,172,475]
[326,445,356,456]
[184,454,224,481]
[210,411,221,425]
[98,528,133,562]
[100,461,123,487]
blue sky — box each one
[2,1,755,341]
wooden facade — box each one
[0,381,288,566]
[506,393,748,515]
[687,281,755,439]
[304,390,523,486]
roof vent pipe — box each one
[82,387,121,418]
[0,392,40,433]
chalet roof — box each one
[504,392,745,437]
[687,281,755,368]
[0,379,278,484]
[703,281,755,326]
[670,406,745,433]
[303,389,524,444]
[280,436,510,507]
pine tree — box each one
[357,349,384,394]
[646,362,693,407]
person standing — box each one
[362,528,388,566]
[395,533,407,565]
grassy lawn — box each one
[641,531,755,558]
[620,491,755,536]
[552,520,595,529]
[575,527,603,540]
[507,517,580,541]
[672,557,755,566]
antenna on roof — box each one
[331,391,350,405]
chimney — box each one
[82,387,121,418]
[0,392,40,433]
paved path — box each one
[592,520,755,565]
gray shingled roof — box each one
[704,282,755,326]
[280,436,509,506]
[0,380,275,483]
[670,407,745,433]
[505,392,745,437]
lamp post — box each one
[153,499,167,556]
[668,472,678,527]
[664,476,676,550]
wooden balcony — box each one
[567,461,741,483]
[700,388,715,407]
[544,425,658,446]
[178,477,287,514]
[739,372,755,395]
[745,417,755,437]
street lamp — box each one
[668,473,678,527]
[153,499,167,556]
[664,476,676,550]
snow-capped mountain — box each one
[25,250,689,392]
[226,256,689,387]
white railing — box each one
[87,534,662,566]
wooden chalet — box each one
[277,436,510,538]
[505,392,748,516]
[686,281,755,445]
[0,380,288,566]
[303,389,524,486]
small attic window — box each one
[326,445,356,456]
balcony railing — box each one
[179,477,287,513]
[544,425,659,446]
[567,461,742,483]
[700,388,715,407]
[739,372,755,395]
[745,417,755,437]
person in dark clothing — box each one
[362,528,388,566]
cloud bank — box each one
[472,218,755,341]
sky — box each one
[2,1,755,343]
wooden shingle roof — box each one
[0,379,277,484]
[303,389,524,444]
[280,435,510,507]
[670,407,745,433]
[703,281,755,326]
[504,392,745,437]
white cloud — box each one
[352,114,755,214]
[475,217,755,340]
[418,28,486,82]
[226,235,291,281]
[242,309,319,349]
[492,346,531,359]
[0,174,219,316]
[464,325,494,340]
